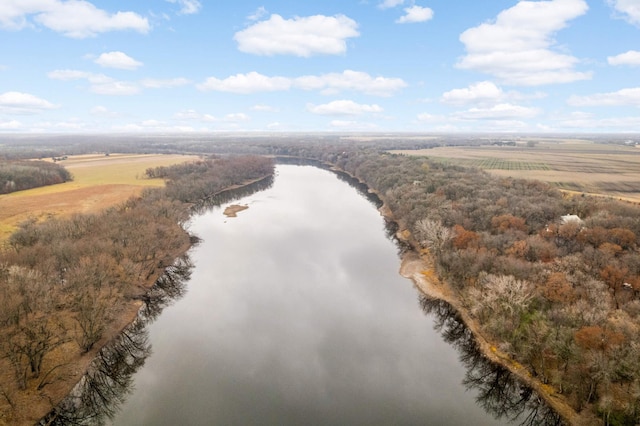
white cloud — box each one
[416,112,443,122]
[0,91,58,114]
[198,70,406,96]
[140,78,190,88]
[174,109,217,122]
[50,69,187,94]
[248,6,268,21]
[50,119,86,130]
[295,70,407,96]
[378,0,405,10]
[166,0,202,15]
[608,0,640,26]
[251,104,279,112]
[234,14,359,57]
[48,69,140,95]
[90,105,120,117]
[440,81,545,106]
[0,119,22,130]
[223,113,250,122]
[457,0,591,86]
[90,81,140,95]
[441,81,504,105]
[95,51,143,70]
[307,100,383,116]
[555,111,640,129]
[197,72,291,93]
[141,119,165,127]
[48,69,93,80]
[396,6,434,24]
[116,122,197,133]
[608,50,640,66]
[568,87,640,107]
[454,103,540,120]
[0,0,150,38]
[329,120,379,130]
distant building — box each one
[560,214,583,225]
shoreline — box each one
[398,250,579,425]
[33,175,273,425]
[334,163,580,425]
[30,241,192,425]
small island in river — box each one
[223,204,249,217]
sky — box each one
[0,0,639,134]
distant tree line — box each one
[0,155,273,424]
[0,160,72,194]
[146,155,274,203]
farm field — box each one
[0,153,198,241]
[393,140,640,202]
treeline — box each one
[0,160,72,194]
[326,151,640,425]
[0,155,274,424]
[146,155,274,203]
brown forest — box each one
[0,160,72,194]
[326,150,640,425]
[0,155,274,424]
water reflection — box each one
[39,257,192,425]
[419,296,566,426]
[111,165,507,425]
[41,165,563,425]
[192,174,274,215]
[139,256,193,321]
[329,169,408,253]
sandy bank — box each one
[399,249,581,425]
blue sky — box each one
[0,0,639,133]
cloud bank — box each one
[0,0,149,38]
[457,0,591,85]
[234,14,359,57]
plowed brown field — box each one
[0,154,198,241]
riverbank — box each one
[334,164,583,425]
[398,251,581,425]
[7,172,274,425]
[20,241,192,426]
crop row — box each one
[432,157,550,171]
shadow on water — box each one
[419,296,566,426]
[38,256,193,426]
[191,174,275,216]
[38,175,277,425]
[275,158,407,254]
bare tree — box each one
[74,290,109,353]
[415,218,452,258]
[4,316,67,389]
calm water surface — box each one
[111,165,509,425]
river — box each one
[50,164,560,425]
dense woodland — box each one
[0,160,72,194]
[0,155,274,424]
[326,151,640,425]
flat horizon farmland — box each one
[0,153,198,241]
[393,141,640,203]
